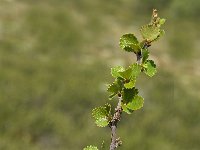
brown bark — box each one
[109,95,122,150]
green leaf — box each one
[126,95,144,110]
[143,60,157,77]
[142,49,149,63]
[115,77,124,90]
[111,66,125,78]
[122,103,134,114]
[83,145,99,150]
[118,67,132,79]
[107,79,123,100]
[107,82,119,94]
[119,34,141,53]
[92,104,111,127]
[153,29,165,41]
[112,65,141,80]
[140,25,160,41]
[130,63,141,78]
[159,29,165,37]
[124,79,136,89]
[159,18,166,25]
[123,88,139,104]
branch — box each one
[86,9,165,150]
[109,94,123,150]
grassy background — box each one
[0,0,200,149]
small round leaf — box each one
[119,34,141,53]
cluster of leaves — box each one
[84,9,165,150]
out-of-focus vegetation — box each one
[0,0,199,150]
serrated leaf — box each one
[123,88,139,104]
[112,65,141,80]
[83,145,99,150]
[130,63,141,78]
[143,60,157,77]
[126,95,144,110]
[107,79,123,100]
[142,49,149,63]
[115,77,124,90]
[140,25,160,41]
[119,34,141,53]
[118,67,132,79]
[153,29,165,41]
[107,82,119,94]
[105,103,111,113]
[111,66,125,78]
[122,103,134,114]
[92,104,111,127]
[124,79,136,89]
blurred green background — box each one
[0,0,199,150]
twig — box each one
[109,94,123,150]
